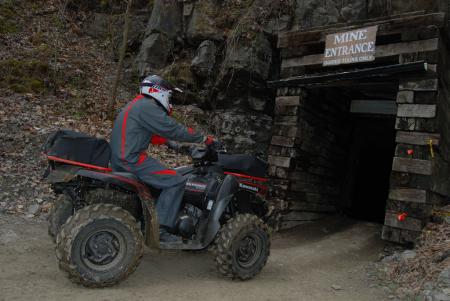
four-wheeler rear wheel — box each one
[56,204,144,288]
[48,194,73,242]
[214,214,270,280]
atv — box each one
[43,130,271,287]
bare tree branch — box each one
[108,0,133,124]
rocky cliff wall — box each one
[76,0,446,155]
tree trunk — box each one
[108,0,133,124]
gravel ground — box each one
[0,214,392,301]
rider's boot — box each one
[159,226,182,243]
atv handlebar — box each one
[166,140,225,163]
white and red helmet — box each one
[140,75,183,114]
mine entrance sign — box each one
[323,25,378,66]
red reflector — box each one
[407,149,414,155]
[397,213,407,222]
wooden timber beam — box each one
[281,38,438,69]
[392,157,432,175]
[278,12,445,48]
[389,188,427,203]
[384,212,423,231]
[350,100,397,115]
[268,61,427,88]
[395,131,440,145]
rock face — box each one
[76,0,445,154]
[191,40,216,79]
[186,1,224,43]
[294,0,340,28]
[134,33,173,76]
[84,13,148,58]
[211,109,273,155]
[214,31,273,112]
[134,0,182,76]
[145,0,182,38]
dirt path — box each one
[0,214,390,301]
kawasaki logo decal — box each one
[239,183,258,192]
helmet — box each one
[140,75,183,114]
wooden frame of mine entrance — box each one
[267,12,449,243]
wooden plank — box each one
[275,104,299,116]
[395,117,415,130]
[414,118,438,132]
[390,171,431,190]
[274,115,297,126]
[386,200,433,219]
[392,157,433,175]
[397,104,436,118]
[272,125,298,138]
[278,12,445,48]
[350,100,397,115]
[399,79,438,91]
[268,155,291,168]
[395,131,440,145]
[388,188,427,203]
[281,38,438,69]
[384,211,423,231]
[381,225,421,243]
[376,38,438,57]
[271,136,295,147]
[268,166,289,179]
[414,91,437,104]
[275,96,300,106]
[381,225,400,242]
[396,91,414,103]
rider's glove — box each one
[204,136,215,146]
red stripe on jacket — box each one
[152,169,177,175]
[121,94,144,161]
[136,152,147,166]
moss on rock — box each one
[0,1,20,34]
[0,59,51,93]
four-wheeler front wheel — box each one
[56,204,144,287]
[214,214,270,280]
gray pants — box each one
[112,156,185,229]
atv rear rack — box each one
[46,155,113,172]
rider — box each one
[110,75,214,243]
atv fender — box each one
[202,175,239,245]
[74,169,160,249]
[44,165,81,183]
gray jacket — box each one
[110,94,204,166]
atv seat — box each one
[111,171,161,197]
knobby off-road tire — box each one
[48,194,73,242]
[56,204,144,288]
[214,214,270,280]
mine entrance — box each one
[343,113,397,223]
[317,84,398,224]
[337,84,398,223]
[268,62,429,229]
[269,12,446,242]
